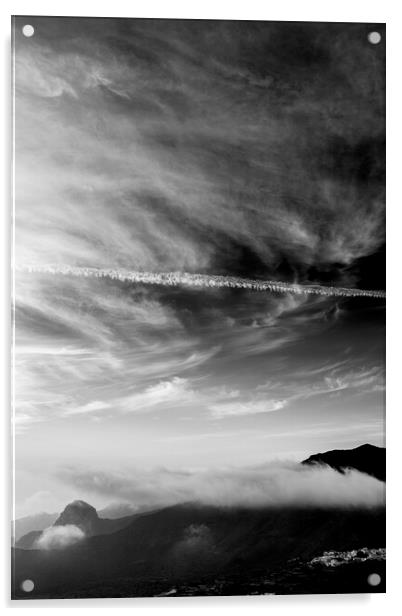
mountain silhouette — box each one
[13,503,145,543]
[15,500,135,550]
[12,444,386,598]
[54,500,99,534]
[301,443,385,481]
[12,502,385,598]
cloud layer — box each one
[59,461,385,511]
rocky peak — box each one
[54,500,99,535]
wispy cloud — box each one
[15,20,384,282]
[206,362,385,420]
[209,399,286,419]
[65,400,111,417]
[62,377,197,417]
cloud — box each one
[301,365,385,399]
[34,524,85,549]
[14,20,384,282]
[13,270,223,428]
[209,399,286,419]
[12,19,384,480]
[58,461,385,511]
[13,317,384,428]
[19,265,385,299]
[204,362,384,420]
[116,377,195,414]
[66,400,111,416]
[248,363,385,415]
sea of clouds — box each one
[59,461,385,512]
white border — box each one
[2,1,401,614]
[0,0,393,22]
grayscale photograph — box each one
[11,16,385,599]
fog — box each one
[60,461,385,511]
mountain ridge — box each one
[14,443,385,554]
[301,443,385,482]
[15,500,136,550]
[12,501,385,598]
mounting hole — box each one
[21,579,34,592]
[367,573,381,587]
[368,31,381,45]
[22,25,35,38]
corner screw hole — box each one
[367,573,381,587]
[368,31,381,45]
[21,579,34,592]
[22,25,35,38]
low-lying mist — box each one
[59,461,385,512]
[34,524,85,550]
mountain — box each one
[13,512,58,542]
[13,530,43,550]
[301,443,385,481]
[15,500,135,550]
[53,500,99,534]
[12,445,386,597]
[12,502,385,598]
[13,502,142,542]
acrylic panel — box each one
[11,16,385,599]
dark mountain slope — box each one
[12,502,385,598]
[302,444,385,481]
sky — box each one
[13,17,385,517]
